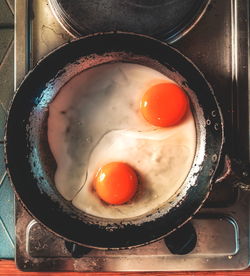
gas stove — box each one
[7,0,250,271]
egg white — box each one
[47,62,196,219]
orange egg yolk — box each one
[140,82,189,127]
[94,162,138,205]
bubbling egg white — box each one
[47,62,196,219]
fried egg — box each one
[47,62,196,219]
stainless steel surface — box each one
[15,194,250,271]
[14,0,250,271]
[28,216,239,257]
[14,0,28,89]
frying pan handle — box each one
[215,155,250,191]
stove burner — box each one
[49,0,210,43]
[164,222,197,255]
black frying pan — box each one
[5,32,224,249]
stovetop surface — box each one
[0,0,249,271]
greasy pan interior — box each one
[5,32,224,249]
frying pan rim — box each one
[4,31,224,249]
